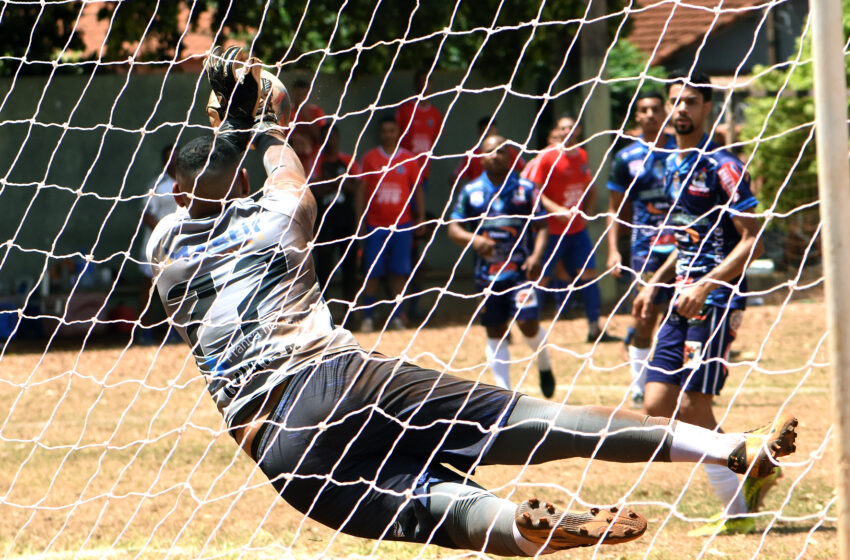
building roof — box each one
[628,0,772,64]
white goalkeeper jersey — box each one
[147,188,359,428]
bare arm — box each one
[606,190,625,277]
[522,224,549,281]
[260,130,309,195]
[633,249,678,319]
[675,213,764,318]
[539,193,577,223]
[447,221,495,260]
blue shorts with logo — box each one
[543,229,597,278]
[632,250,674,305]
[645,305,742,395]
[362,222,413,279]
[478,280,540,326]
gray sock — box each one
[425,482,527,557]
[484,395,672,465]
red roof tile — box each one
[628,0,772,64]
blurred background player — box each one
[448,135,555,397]
[138,143,178,344]
[311,124,360,321]
[634,70,770,536]
[526,115,618,343]
[606,91,678,407]
[356,116,425,331]
[453,117,525,184]
[289,78,327,149]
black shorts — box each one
[253,350,517,546]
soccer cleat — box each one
[629,392,645,410]
[728,413,798,478]
[515,498,647,550]
[389,317,405,331]
[686,513,756,537]
[539,369,555,399]
[743,467,782,513]
[360,317,374,333]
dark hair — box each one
[293,78,310,89]
[379,115,398,127]
[667,69,713,102]
[558,113,577,122]
[161,143,175,162]
[175,136,243,180]
[477,116,496,130]
[636,90,665,104]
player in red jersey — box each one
[289,78,327,149]
[395,70,443,187]
[526,116,618,343]
[356,116,425,332]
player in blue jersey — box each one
[606,91,678,408]
[448,135,556,398]
[633,70,772,536]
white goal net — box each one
[0,1,834,558]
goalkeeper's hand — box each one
[204,46,291,130]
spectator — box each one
[356,117,425,332]
[448,135,555,397]
[395,69,443,189]
[138,144,178,343]
[289,129,316,174]
[289,78,327,149]
[525,116,618,343]
[605,91,678,407]
[453,117,525,183]
[311,124,360,311]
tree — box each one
[740,4,849,230]
[93,1,628,86]
[0,3,86,76]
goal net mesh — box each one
[0,1,832,558]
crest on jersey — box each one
[511,186,527,205]
[470,190,485,207]
[653,159,666,180]
[628,159,643,177]
[396,165,406,175]
[688,169,710,196]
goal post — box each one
[810,2,850,558]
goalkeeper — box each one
[147,48,799,556]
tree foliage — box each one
[740,4,848,228]
[602,39,667,129]
[0,2,86,75]
[3,1,630,87]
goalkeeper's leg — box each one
[483,396,796,474]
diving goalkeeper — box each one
[146,48,798,555]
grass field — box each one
[0,297,836,559]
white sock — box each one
[523,327,552,371]
[704,463,748,516]
[512,523,556,556]
[628,345,650,396]
[668,421,745,465]
[486,338,511,390]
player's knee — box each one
[516,319,539,337]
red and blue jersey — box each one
[607,134,678,259]
[664,136,758,310]
[360,147,422,227]
[450,171,543,285]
